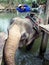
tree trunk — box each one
[46,0,49,24]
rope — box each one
[26,15,39,33]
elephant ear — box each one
[0,32,8,41]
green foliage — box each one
[37,0,46,4]
[41,0,46,3]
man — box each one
[16,4,31,12]
[16,4,31,18]
[32,1,39,8]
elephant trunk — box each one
[3,24,21,65]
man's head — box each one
[18,4,25,10]
[18,4,22,8]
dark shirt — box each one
[32,2,39,8]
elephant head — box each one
[3,17,39,65]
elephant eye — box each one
[21,33,27,40]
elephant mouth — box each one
[19,33,28,47]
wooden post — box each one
[46,0,49,24]
[38,0,49,58]
[39,31,48,58]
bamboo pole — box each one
[39,0,49,58]
[39,31,48,58]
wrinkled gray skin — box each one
[10,17,36,47]
[3,17,39,65]
[3,24,21,65]
[0,32,7,65]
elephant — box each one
[0,32,7,65]
[3,17,43,65]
